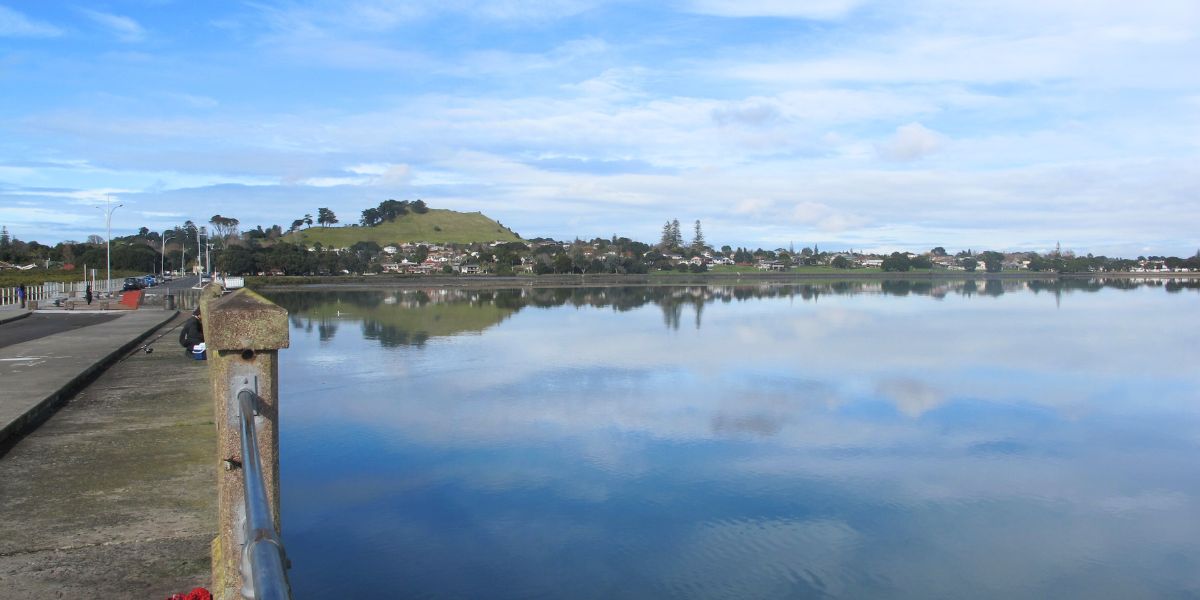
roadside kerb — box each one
[0,309,32,325]
[0,310,178,452]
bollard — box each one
[203,285,290,600]
[166,293,175,311]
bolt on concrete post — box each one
[203,285,290,600]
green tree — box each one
[881,252,911,272]
[691,220,706,251]
[962,257,978,272]
[317,208,337,228]
[217,245,258,275]
[831,255,850,269]
[303,214,313,229]
[660,220,673,249]
[360,208,381,227]
[981,251,1004,273]
[411,199,429,214]
[266,243,312,275]
[209,215,240,239]
[553,253,573,273]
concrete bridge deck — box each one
[0,311,215,598]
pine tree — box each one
[671,219,683,248]
[660,221,673,249]
[691,220,705,250]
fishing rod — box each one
[121,312,192,361]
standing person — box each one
[179,307,206,360]
[17,284,26,309]
[85,285,93,305]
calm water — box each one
[267,279,1200,599]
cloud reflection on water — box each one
[272,280,1200,598]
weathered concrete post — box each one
[203,285,289,600]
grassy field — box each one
[0,269,143,287]
[286,209,521,247]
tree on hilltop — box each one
[691,220,705,251]
[317,207,338,227]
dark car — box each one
[122,277,145,291]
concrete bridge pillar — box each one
[202,285,290,599]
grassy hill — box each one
[287,209,521,247]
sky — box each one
[0,1,1197,256]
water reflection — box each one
[269,277,1200,341]
[270,280,1200,599]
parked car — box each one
[122,277,145,291]
[142,274,157,287]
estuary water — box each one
[266,279,1200,599]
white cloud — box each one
[80,9,146,42]
[876,122,945,162]
[0,5,61,37]
[298,163,411,187]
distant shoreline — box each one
[251,270,1199,291]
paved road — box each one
[0,313,121,349]
[147,275,199,292]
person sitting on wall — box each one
[179,307,206,360]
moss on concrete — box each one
[0,314,217,598]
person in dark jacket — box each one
[179,308,205,359]
[85,285,93,305]
[17,284,26,309]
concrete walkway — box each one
[0,310,177,448]
[0,312,216,598]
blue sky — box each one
[1,1,1198,256]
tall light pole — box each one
[196,225,205,278]
[181,237,186,279]
[161,230,174,278]
[96,196,122,295]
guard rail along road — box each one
[201,284,293,600]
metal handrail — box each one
[237,389,293,600]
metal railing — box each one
[237,389,293,600]
[1,278,126,306]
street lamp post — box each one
[196,226,205,279]
[96,196,123,296]
[161,230,174,278]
